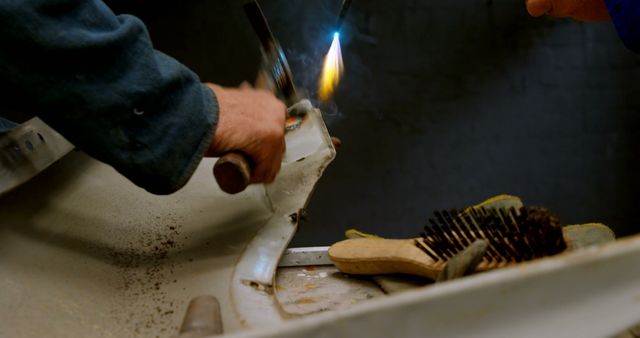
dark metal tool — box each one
[213,0,300,194]
[335,0,353,32]
[243,0,299,105]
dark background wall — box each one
[108,0,640,245]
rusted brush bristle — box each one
[418,207,566,263]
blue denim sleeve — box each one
[0,0,218,194]
[0,117,17,135]
[605,0,640,53]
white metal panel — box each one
[0,118,73,196]
[0,102,336,337]
[226,235,640,338]
[0,152,273,337]
[230,106,336,328]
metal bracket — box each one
[0,118,73,196]
[278,247,332,267]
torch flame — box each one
[318,32,344,102]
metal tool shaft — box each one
[213,0,300,194]
[335,0,353,32]
[243,0,298,103]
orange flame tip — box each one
[318,33,344,102]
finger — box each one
[251,161,277,184]
[250,139,285,184]
[265,141,286,183]
[250,151,272,184]
[250,162,268,184]
[264,156,283,184]
[268,99,287,126]
[239,81,252,90]
[526,0,552,17]
[331,136,342,150]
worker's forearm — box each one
[0,0,218,194]
[604,0,640,53]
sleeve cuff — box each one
[168,84,219,193]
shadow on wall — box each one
[106,0,640,244]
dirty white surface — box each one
[278,246,332,267]
[223,234,640,338]
[0,104,335,337]
[229,107,336,329]
[7,114,640,338]
[0,118,73,195]
[275,266,384,316]
[0,152,272,337]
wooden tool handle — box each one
[213,152,252,194]
[328,238,442,280]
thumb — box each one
[526,0,552,17]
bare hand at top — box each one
[206,83,286,184]
[526,0,610,21]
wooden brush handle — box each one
[213,152,252,194]
[328,238,442,280]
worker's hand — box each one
[205,83,286,184]
[525,0,610,21]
